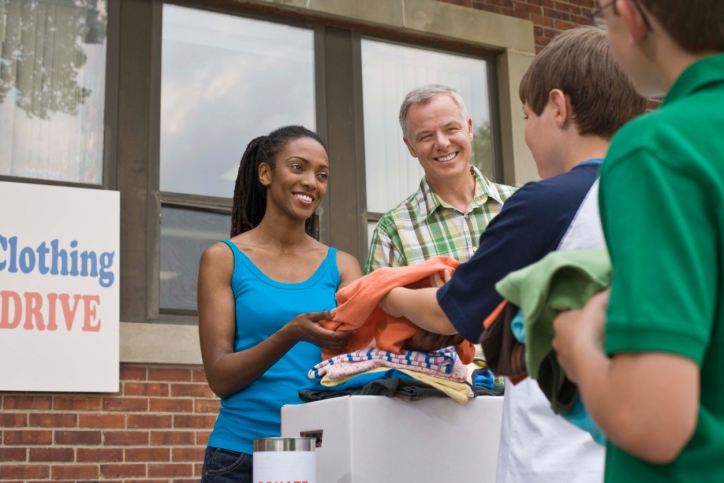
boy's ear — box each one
[548,89,570,129]
[617,0,649,45]
[258,162,272,187]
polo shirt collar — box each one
[418,166,503,220]
[664,53,724,106]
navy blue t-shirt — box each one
[437,161,601,343]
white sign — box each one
[254,452,316,483]
[0,181,120,392]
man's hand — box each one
[552,289,609,383]
[403,330,463,352]
[428,269,452,288]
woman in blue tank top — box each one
[197,126,362,482]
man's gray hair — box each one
[398,84,469,139]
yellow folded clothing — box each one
[320,367,474,404]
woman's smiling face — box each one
[260,136,329,222]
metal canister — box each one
[253,437,316,483]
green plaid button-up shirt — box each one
[364,167,516,274]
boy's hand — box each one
[403,330,463,352]
[552,289,609,383]
[379,286,458,336]
[378,287,406,317]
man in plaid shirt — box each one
[365,84,515,274]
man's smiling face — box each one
[403,93,474,186]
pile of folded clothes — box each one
[300,347,503,404]
[302,256,505,404]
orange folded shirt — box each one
[321,256,475,364]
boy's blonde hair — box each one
[519,27,646,140]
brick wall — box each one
[439,0,662,108]
[0,365,217,481]
[439,0,597,52]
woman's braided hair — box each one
[230,125,326,238]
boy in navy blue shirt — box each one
[377,28,646,483]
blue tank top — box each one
[207,241,340,454]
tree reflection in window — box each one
[0,0,105,118]
[0,0,107,183]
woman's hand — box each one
[284,309,352,352]
[552,289,609,384]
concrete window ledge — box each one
[236,0,535,53]
[120,322,202,365]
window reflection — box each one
[160,5,315,198]
[361,39,492,214]
[160,206,230,312]
[0,0,107,183]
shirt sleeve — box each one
[437,180,580,343]
[364,221,405,274]
[601,148,717,365]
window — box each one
[158,5,316,316]
[159,206,230,314]
[0,0,108,184]
[361,39,494,216]
[103,1,504,325]
[160,4,315,198]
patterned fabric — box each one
[309,347,468,383]
[365,166,516,273]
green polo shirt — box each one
[599,53,724,482]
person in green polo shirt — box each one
[551,1,724,482]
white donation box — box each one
[281,395,504,483]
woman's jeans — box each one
[201,447,253,483]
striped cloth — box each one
[309,347,468,383]
[365,166,516,274]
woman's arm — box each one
[198,243,351,398]
[336,250,363,290]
